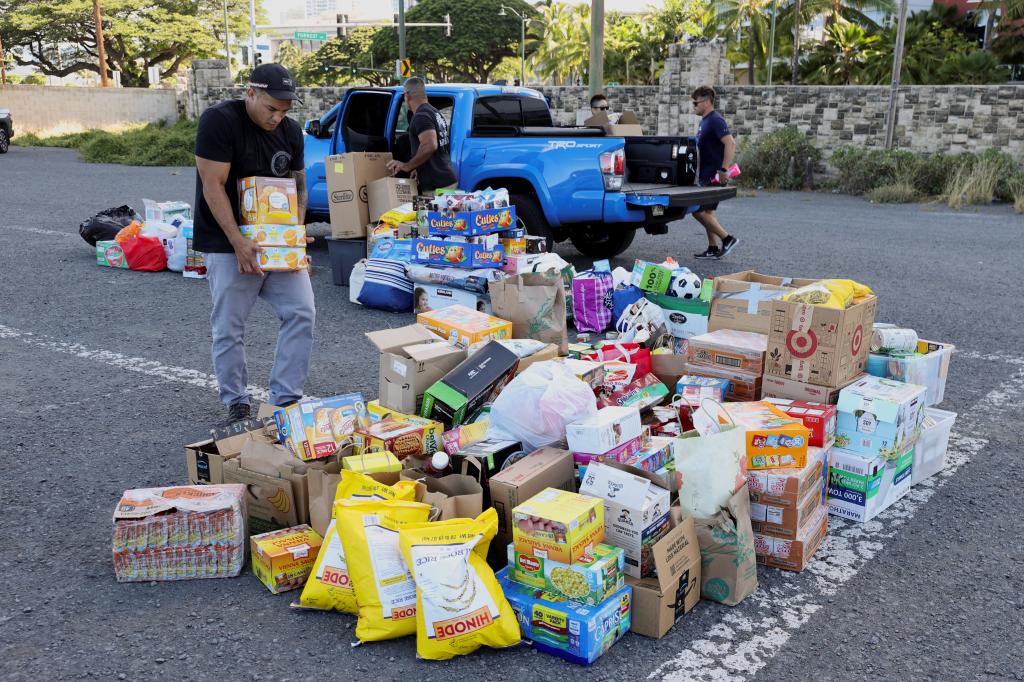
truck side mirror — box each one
[304,119,323,137]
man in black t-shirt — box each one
[194,63,315,424]
[386,77,457,194]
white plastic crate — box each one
[912,407,956,485]
[876,340,955,407]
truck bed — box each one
[622,183,736,207]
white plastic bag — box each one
[162,232,187,272]
[674,399,748,518]
[349,259,366,304]
[140,221,178,239]
[488,361,598,452]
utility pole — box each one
[790,0,801,84]
[223,0,231,80]
[588,0,604,97]
[92,0,110,87]
[884,0,909,149]
[398,0,407,81]
[248,0,257,69]
[0,32,7,86]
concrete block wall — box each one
[2,84,179,135]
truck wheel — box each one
[0,130,8,154]
[509,193,553,252]
[569,225,636,259]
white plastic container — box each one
[882,340,955,407]
[912,407,956,485]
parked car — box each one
[0,108,12,154]
[302,85,734,258]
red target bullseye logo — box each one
[786,329,818,359]
[851,325,864,355]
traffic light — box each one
[254,52,262,67]
[337,13,343,38]
[444,13,451,37]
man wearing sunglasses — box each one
[691,86,739,259]
[590,93,611,118]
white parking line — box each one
[4,225,76,238]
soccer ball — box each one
[668,270,702,299]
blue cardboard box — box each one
[423,206,517,237]
[836,375,927,459]
[497,566,632,665]
[412,238,505,269]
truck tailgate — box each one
[622,183,736,207]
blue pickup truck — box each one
[303,84,734,258]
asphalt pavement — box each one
[2,146,1022,681]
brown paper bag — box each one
[693,484,758,606]
[401,470,483,520]
[488,273,568,353]
[307,468,341,537]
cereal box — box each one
[512,488,605,564]
[274,394,367,461]
[498,567,632,666]
[571,435,643,467]
[365,400,444,454]
[412,238,505,269]
[423,206,516,237]
[762,398,837,448]
[352,419,435,460]
[258,246,309,271]
[417,304,513,348]
[238,176,299,225]
[506,542,625,606]
[239,223,307,247]
[250,525,323,594]
[724,401,811,470]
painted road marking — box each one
[5,225,76,238]
[650,367,1023,682]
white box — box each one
[827,446,912,522]
[413,282,492,315]
[566,407,642,455]
[579,462,672,578]
[912,407,956,485]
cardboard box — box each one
[366,324,466,415]
[489,447,575,546]
[325,152,392,238]
[747,445,829,508]
[412,238,505,269]
[238,176,299,225]
[827,445,912,522]
[452,438,523,507]
[572,435,643,467]
[222,457,299,533]
[627,513,702,639]
[352,419,437,460]
[250,525,322,594]
[413,282,493,315]
[566,407,642,456]
[185,417,278,485]
[365,400,445,454]
[764,295,878,389]
[650,353,689,392]
[761,373,861,405]
[96,240,129,268]
[367,176,418,223]
[514,343,561,375]
[239,223,306,247]
[709,271,817,335]
[274,394,366,461]
[686,329,768,374]
[417,304,513,349]
[723,401,812,470]
[499,567,632,665]
[257,246,309,271]
[681,362,761,401]
[675,375,731,403]
[423,206,516,237]
[558,358,606,390]
[763,398,837,448]
[754,505,828,572]
[512,488,605,564]
[579,462,672,578]
[506,542,625,606]
[836,375,927,458]
[585,110,645,136]
[421,340,519,427]
[750,477,825,539]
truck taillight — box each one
[600,148,624,191]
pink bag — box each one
[571,270,613,332]
[583,342,653,376]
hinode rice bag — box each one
[399,508,520,660]
[335,498,432,641]
[294,471,420,614]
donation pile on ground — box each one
[111,176,958,664]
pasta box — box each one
[423,206,516,237]
[412,238,505,268]
[762,398,837,448]
[723,401,811,470]
[506,542,625,606]
[498,567,632,666]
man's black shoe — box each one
[227,402,251,424]
[719,235,739,258]
[694,246,721,259]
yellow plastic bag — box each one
[379,209,416,227]
[293,471,419,614]
[399,508,521,660]
[783,279,873,309]
[335,498,432,641]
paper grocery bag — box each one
[673,404,748,519]
[401,470,483,520]
[307,468,341,537]
[489,272,568,353]
[694,485,758,606]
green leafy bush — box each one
[13,119,197,166]
[736,127,822,191]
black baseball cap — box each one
[248,63,303,103]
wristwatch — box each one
[718,167,728,172]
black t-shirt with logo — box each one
[408,103,457,192]
[193,99,304,253]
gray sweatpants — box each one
[205,252,316,407]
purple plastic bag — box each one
[572,270,614,333]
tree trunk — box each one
[983,6,996,50]
[791,0,802,84]
[747,33,755,84]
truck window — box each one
[393,96,454,163]
[341,91,391,152]
[473,95,552,128]
[522,97,553,127]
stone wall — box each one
[2,84,178,135]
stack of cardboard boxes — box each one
[238,176,307,271]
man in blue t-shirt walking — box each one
[691,86,740,259]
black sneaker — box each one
[718,235,739,258]
[226,402,251,424]
[694,246,721,259]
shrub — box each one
[866,182,921,203]
[736,127,822,191]
[943,155,1003,208]
[18,119,198,166]
[1008,174,1024,214]
[830,147,891,195]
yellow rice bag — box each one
[293,471,419,613]
[399,508,521,660]
[335,498,432,641]
[783,279,873,309]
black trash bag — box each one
[79,205,141,246]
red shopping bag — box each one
[583,342,652,376]
[122,235,168,272]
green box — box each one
[96,240,129,269]
[506,542,625,606]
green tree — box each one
[938,49,1009,83]
[717,0,775,84]
[296,30,393,86]
[528,2,590,85]
[777,0,893,83]
[0,0,263,88]
[799,20,880,84]
[275,41,306,75]
[370,0,533,83]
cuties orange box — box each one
[240,224,306,247]
[724,401,811,470]
[250,524,323,594]
[238,176,299,225]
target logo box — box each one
[764,295,877,389]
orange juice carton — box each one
[238,176,299,225]
[257,246,308,271]
[250,524,323,594]
[723,401,811,470]
[240,223,306,247]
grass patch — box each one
[943,156,1000,208]
[866,182,921,203]
[13,120,198,166]
[1009,175,1024,214]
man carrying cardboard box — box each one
[690,86,740,261]
[193,63,316,424]
[385,77,457,195]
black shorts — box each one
[696,178,718,212]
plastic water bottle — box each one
[422,451,452,478]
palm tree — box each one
[717,0,775,84]
[780,0,894,82]
[528,2,590,85]
[800,20,881,83]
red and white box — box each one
[762,398,837,448]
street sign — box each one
[293,31,328,41]
[400,58,412,77]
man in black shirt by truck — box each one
[386,77,457,194]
